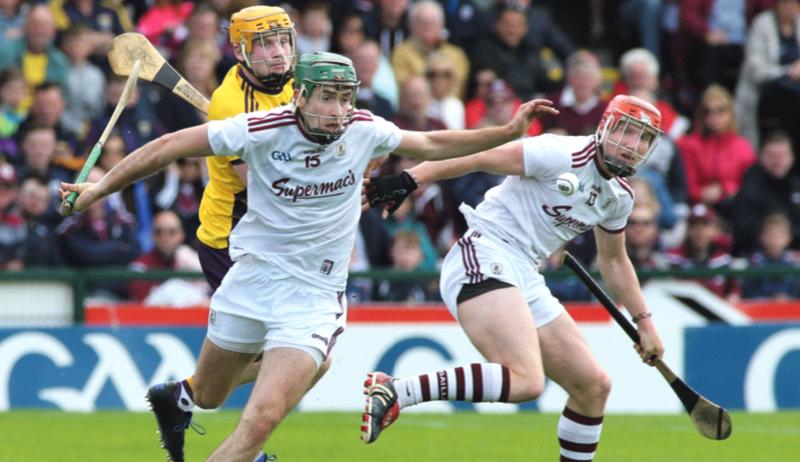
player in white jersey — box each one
[361,95,666,461]
[59,52,555,462]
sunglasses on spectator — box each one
[703,105,730,114]
[628,219,655,226]
[426,70,453,79]
[154,227,181,235]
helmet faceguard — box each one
[595,95,663,177]
[229,6,296,91]
[294,52,360,145]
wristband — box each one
[631,312,652,324]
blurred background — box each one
[0,0,798,441]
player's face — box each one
[301,85,355,135]
[247,30,293,77]
[601,118,657,171]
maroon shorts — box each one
[196,240,234,292]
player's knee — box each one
[241,406,284,441]
[509,368,545,402]
[582,370,612,403]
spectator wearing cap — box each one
[0,163,25,270]
[17,176,63,268]
[539,49,606,136]
[666,204,739,299]
[719,131,800,255]
[742,212,800,299]
[678,84,756,206]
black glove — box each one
[365,171,419,215]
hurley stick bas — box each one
[108,32,209,114]
[561,251,732,440]
[61,59,143,216]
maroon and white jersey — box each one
[207,105,401,290]
[461,134,635,262]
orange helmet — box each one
[229,6,296,88]
[595,95,663,177]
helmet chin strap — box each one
[239,58,292,92]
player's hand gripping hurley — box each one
[61,59,142,216]
[562,251,732,440]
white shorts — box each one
[439,230,565,327]
[207,255,347,366]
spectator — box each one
[742,212,800,299]
[57,167,139,298]
[0,4,69,101]
[361,0,409,58]
[616,0,665,65]
[16,82,80,169]
[17,125,73,205]
[351,40,395,120]
[155,38,218,133]
[540,50,605,136]
[678,84,756,206]
[60,24,106,138]
[50,0,132,56]
[297,1,332,54]
[392,75,446,131]
[0,0,27,43]
[0,67,27,141]
[183,2,234,83]
[376,229,438,302]
[626,203,670,271]
[384,196,439,272]
[153,157,204,246]
[136,0,194,60]
[720,130,800,255]
[472,2,546,100]
[666,203,739,299]
[617,48,690,141]
[673,0,772,104]
[348,207,394,302]
[128,209,207,305]
[0,162,24,270]
[464,67,499,129]
[17,176,63,268]
[335,14,399,109]
[391,0,470,98]
[425,52,464,130]
[474,79,542,136]
[515,0,577,63]
[751,0,800,154]
[435,0,490,50]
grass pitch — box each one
[1,410,797,461]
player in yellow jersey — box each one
[197,5,295,291]
[147,6,297,462]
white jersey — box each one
[207,106,402,291]
[461,134,635,263]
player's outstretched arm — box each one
[594,227,665,365]
[394,98,557,161]
[60,124,213,213]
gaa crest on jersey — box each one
[601,198,616,210]
[208,310,217,325]
[491,263,503,275]
[335,142,347,157]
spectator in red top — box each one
[128,209,206,303]
[467,77,542,136]
[136,0,194,60]
[0,163,24,270]
[678,84,756,206]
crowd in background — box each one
[0,0,799,304]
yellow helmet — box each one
[229,6,294,54]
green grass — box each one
[1,411,798,461]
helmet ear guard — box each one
[596,95,664,177]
